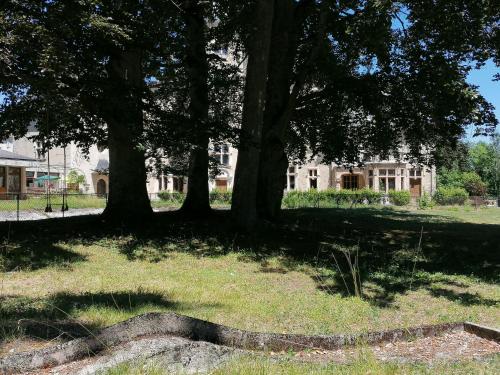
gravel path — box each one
[283,331,500,364]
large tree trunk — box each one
[258,1,328,220]
[257,0,297,220]
[180,0,211,215]
[231,0,275,230]
[102,50,152,223]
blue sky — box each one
[466,60,499,143]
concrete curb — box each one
[0,312,498,374]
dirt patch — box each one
[284,330,500,364]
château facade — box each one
[1,132,435,198]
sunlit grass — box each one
[102,353,500,375]
[1,206,499,371]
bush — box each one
[210,189,232,204]
[282,188,383,208]
[462,172,488,197]
[282,190,323,208]
[437,169,489,197]
[358,188,383,204]
[388,190,411,206]
[158,191,185,203]
[417,192,434,209]
[434,187,468,205]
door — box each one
[96,179,107,196]
[215,179,228,191]
[410,178,421,197]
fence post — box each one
[16,194,20,222]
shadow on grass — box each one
[0,290,221,344]
[428,288,499,307]
[1,208,499,309]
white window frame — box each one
[287,166,297,191]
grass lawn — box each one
[105,354,500,375]
[0,195,218,211]
[0,206,498,372]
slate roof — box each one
[0,149,37,161]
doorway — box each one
[410,178,421,197]
[96,179,107,197]
[215,179,228,191]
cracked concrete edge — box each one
[0,312,471,374]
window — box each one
[379,169,387,176]
[369,178,373,189]
[379,178,386,193]
[343,175,359,190]
[388,169,395,176]
[214,144,230,166]
[410,168,422,177]
[0,167,5,188]
[8,167,21,192]
[400,177,405,190]
[26,171,35,187]
[401,169,405,176]
[308,169,318,189]
[287,166,296,190]
[388,177,396,190]
[368,170,373,177]
[173,176,184,192]
[35,141,45,160]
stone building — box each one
[1,131,435,198]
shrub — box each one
[388,190,411,206]
[417,192,434,209]
[358,188,383,204]
[158,191,184,203]
[210,189,232,204]
[434,187,468,205]
[282,188,382,208]
[462,172,488,197]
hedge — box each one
[157,191,185,203]
[388,190,411,206]
[282,188,383,208]
[209,189,232,204]
[158,190,232,204]
[434,187,468,205]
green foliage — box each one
[66,170,86,185]
[157,191,185,204]
[469,139,500,196]
[434,187,468,206]
[417,192,434,210]
[157,190,232,205]
[209,189,232,204]
[437,136,500,197]
[388,190,411,206]
[438,170,488,197]
[462,172,488,197]
[282,189,382,208]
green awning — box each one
[36,175,60,181]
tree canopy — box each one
[1,0,498,227]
